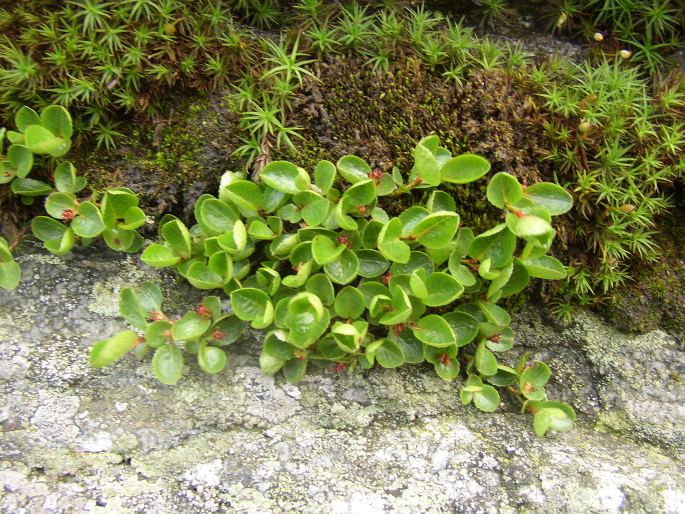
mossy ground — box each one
[602,212,685,339]
[71,92,242,223]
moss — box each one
[70,93,242,222]
[278,55,550,230]
[601,217,685,339]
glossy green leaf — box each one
[145,320,172,348]
[410,143,441,186]
[54,162,85,193]
[475,341,498,375]
[41,105,73,139]
[336,155,371,183]
[45,192,77,220]
[302,197,331,226]
[71,201,105,238]
[15,106,40,132]
[261,161,311,194]
[467,224,516,269]
[221,180,262,212]
[162,219,191,257]
[89,330,139,368]
[529,401,576,436]
[11,177,52,196]
[171,312,211,341]
[283,357,308,383]
[119,287,147,330]
[521,256,566,280]
[7,144,33,178]
[356,249,389,278]
[141,244,180,268]
[323,249,359,284]
[487,172,523,208]
[305,273,335,306]
[412,315,456,348]
[334,286,365,319]
[199,198,238,235]
[411,211,459,249]
[377,218,410,263]
[442,311,479,347]
[152,344,184,385]
[230,288,272,321]
[426,190,456,212]
[440,154,491,184]
[314,160,336,194]
[423,272,465,307]
[434,355,460,380]
[473,384,500,412]
[523,183,573,215]
[25,124,68,156]
[0,259,20,290]
[309,235,344,265]
[507,214,554,239]
[198,343,227,374]
[374,339,405,368]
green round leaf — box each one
[336,155,371,183]
[211,315,246,346]
[440,154,491,184]
[15,106,40,132]
[172,311,211,341]
[323,249,359,285]
[410,143,441,186]
[145,320,172,348]
[442,311,479,347]
[230,288,272,322]
[423,272,465,307]
[283,357,307,384]
[487,172,523,209]
[152,344,184,385]
[45,192,78,220]
[312,235,346,265]
[11,177,52,196]
[467,224,516,269]
[54,162,85,193]
[41,104,73,139]
[374,339,405,368]
[390,329,425,364]
[198,343,227,374]
[7,144,33,178]
[411,211,460,249]
[434,355,460,380]
[523,182,573,215]
[199,198,238,235]
[72,201,105,238]
[314,160,336,194]
[356,249,389,278]
[475,342,498,375]
[521,256,566,280]
[412,315,456,348]
[334,286,365,319]
[103,227,136,252]
[263,330,295,361]
[500,259,530,297]
[377,218,410,263]
[89,330,139,368]
[261,161,311,194]
[305,273,335,306]
[473,385,500,412]
[222,180,262,212]
[162,219,191,257]
[31,215,68,242]
[24,125,68,156]
[0,260,20,290]
[141,244,181,268]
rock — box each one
[0,242,684,513]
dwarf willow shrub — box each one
[92,135,576,436]
[0,105,147,289]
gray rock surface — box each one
[1,242,684,513]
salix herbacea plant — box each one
[93,135,577,436]
[0,104,147,290]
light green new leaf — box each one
[261,161,311,194]
[523,183,573,215]
[336,155,371,183]
[377,218,410,263]
[440,154,490,184]
[152,344,184,385]
[412,315,456,348]
[411,211,459,249]
[90,330,139,368]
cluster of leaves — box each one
[90,283,245,384]
[0,104,147,289]
[532,55,684,312]
[544,0,683,76]
[93,135,576,435]
[0,0,262,148]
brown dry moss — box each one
[280,56,550,228]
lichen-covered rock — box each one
[1,242,684,513]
